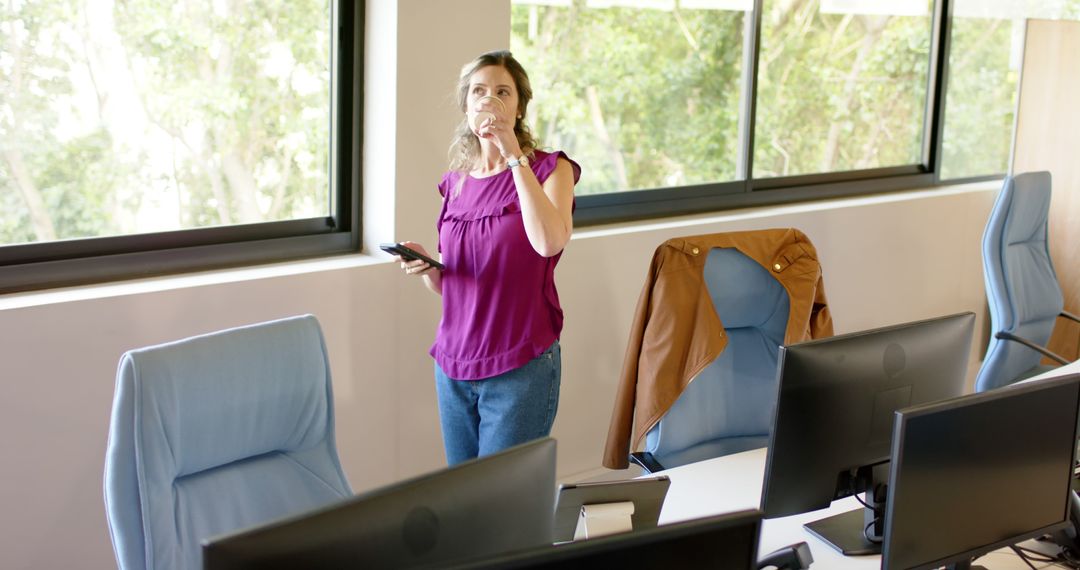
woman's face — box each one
[466,64,519,125]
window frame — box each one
[570,0,1005,227]
[0,0,363,294]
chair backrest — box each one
[103,314,352,570]
[645,247,791,468]
[976,172,1064,392]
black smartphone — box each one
[379,242,446,271]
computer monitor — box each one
[760,312,976,555]
[447,509,762,569]
[202,437,557,570]
[882,373,1080,570]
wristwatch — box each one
[507,154,530,169]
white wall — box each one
[0,1,1000,568]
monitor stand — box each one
[803,507,881,556]
[574,502,635,540]
[805,474,887,556]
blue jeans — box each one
[434,341,561,465]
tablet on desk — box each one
[553,476,671,543]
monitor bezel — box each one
[881,373,1080,570]
[761,311,977,517]
[446,509,763,570]
[201,437,558,570]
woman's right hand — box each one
[396,241,443,295]
[395,241,438,276]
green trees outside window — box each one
[511,0,1080,196]
[511,2,746,195]
[938,0,1080,180]
[1,0,332,246]
[753,1,931,178]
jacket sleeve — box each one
[602,251,661,469]
[809,270,834,339]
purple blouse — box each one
[430,150,581,380]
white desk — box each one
[1022,358,1080,383]
[652,447,1066,569]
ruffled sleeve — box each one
[437,172,451,197]
[530,150,579,214]
[435,171,459,252]
[531,150,581,186]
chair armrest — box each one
[1061,311,1080,325]
[628,452,666,474]
[995,332,1070,365]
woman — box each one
[396,50,580,465]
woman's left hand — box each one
[477,116,521,159]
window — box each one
[511,0,1074,224]
[0,0,361,293]
[939,0,1080,179]
[754,0,932,177]
[511,0,749,195]
[938,8,1018,180]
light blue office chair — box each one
[976,171,1078,392]
[103,314,353,570]
[631,248,792,472]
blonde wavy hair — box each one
[446,50,539,198]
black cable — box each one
[851,484,885,545]
[1013,545,1058,563]
[862,517,883,545]
[1058,546,1080,569]
[1031,533,1080,569]
[1011,546,1042,570]
[1028,543,1080,570]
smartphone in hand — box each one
[379,242,446,271]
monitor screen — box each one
[882,373,1080,570]
[760,312,976,555]
[202,438,557,570]
[447,509,762,569]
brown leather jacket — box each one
[602,228,833,469]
